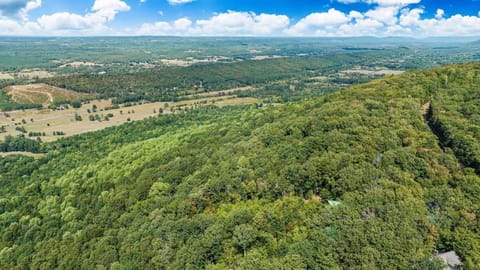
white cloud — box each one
[37,12,114,34]
[31,0,130,35]
[365,6,399,25]
[348,10,364,20]
[337,18,384,36]
[399,8,422,26]
[0,17,22,33]
[0,0,130,35]
[139,11,289,36]
[168,0,194,5]
[194,11,289,35]
[302,9,350,25]
[138,21,172,35]
[337,0,421,6]
[435,9,444,19]
[22,0,41,14]
[138,7,480,38]
[285,5,480,37]
[416,14,480,36]
[285,8,349,35]
[173,17,192,31]
[92,0,130,21]
[38,12,93,31]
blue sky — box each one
[0,0,479,36]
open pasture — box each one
[5,83,93,107]
[0,93,260,142]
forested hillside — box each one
[1,63,480,269]
[429,67,480,173]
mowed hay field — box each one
[0,94,260,142]
[0,69,54,81]
[0,151,45,158]
[5,83,94,107]
[0,72,14,80]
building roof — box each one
[437,251,462,269]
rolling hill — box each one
[1,62,480,269]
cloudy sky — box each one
[0,0,479,36]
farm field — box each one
[340,67,405,75]
[0,151,45,158]
[0,69,55,80]
[5,83,93,107]
[0,72,14,80]
[0,91,260,142]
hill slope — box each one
[1,63,480,269]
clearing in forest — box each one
[0,151,45,158]
[0,72,14,80]
[0,93,260,142]
[5,83,93,107]
[341,68,405,76]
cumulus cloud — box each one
[0,17,22,32]
[285,6,480,37]
[283,9,349,35]
[1,0,479,37]
[137,7,480,38]
[399,8,422,26]
[195,11,289,35]
[348,10,364,20]
[11,0,130,35]
[365,6,400,25]
[287,8,388,36]
[92,0,130,21]
[22,0,40,14]
[337,0,421,6]
[435,9,444,19]
[139,21,171,35]
[139,11,289,36]
[337,18,384,36]
[173,17,192,31]
[168,0,194,5]
[416,13,480,36]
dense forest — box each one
[0,135,42,153]
[1,62,480,269]
[428,68,480,173]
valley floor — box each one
[0,87,260,142]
